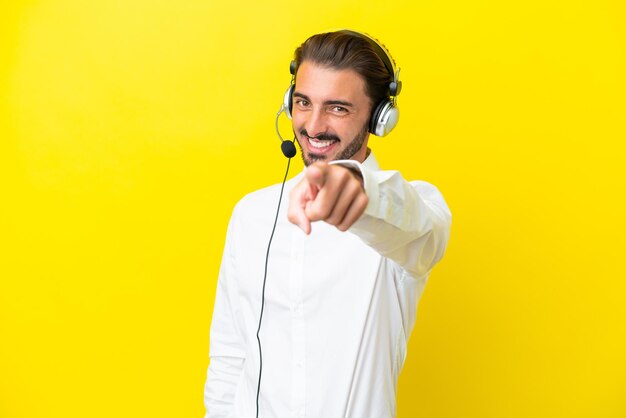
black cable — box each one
[255,156,292,418]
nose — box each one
[302,107,328,138]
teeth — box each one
[308,138,336,149]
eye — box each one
[295,99,310,108]
[331,106,348,113]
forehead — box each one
[294,61,369,104]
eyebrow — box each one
[293,92,354,108]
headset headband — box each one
[337,30,395,79]
[335,30,401,99]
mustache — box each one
[299,129,340,142]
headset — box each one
[280,29,402,142]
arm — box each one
[288,161,451,279]
[204,209,246,418]
[335,160,451,279]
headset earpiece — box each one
[283,84,294,120]
[283,60,296,120]
[369,100,399,137]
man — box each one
[204,30,451,418]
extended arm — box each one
[288,160,451,279]
[342,160,451,278]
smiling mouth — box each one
[307,137,339,149]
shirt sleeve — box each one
[330,159,452,279]
[204,206,246,417]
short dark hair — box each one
[293,31,394,108]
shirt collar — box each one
[361,149,380,170]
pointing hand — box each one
[288,162,368,234]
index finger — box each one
[287,182,313,235]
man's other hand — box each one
[288,162,368,234]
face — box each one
[291,61,372,166]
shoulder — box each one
[223,175,301,250]
[410,180,446,199]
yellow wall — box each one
[1,1,625,417]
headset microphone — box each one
[281,140,297,158]
[275,104,297,158]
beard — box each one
[297,122,369,166]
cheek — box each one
[334,120,358,140]
[291,113,305,133]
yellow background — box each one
[1,0,625,417]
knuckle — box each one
[348,181,361,196]
[340,168,351,182]
[316,206,332,219]
[306,206,322,220]
[326,213,340,225]
[336,223,349,232]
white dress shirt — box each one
[204,153,452,418]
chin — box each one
[302,152,326,166]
